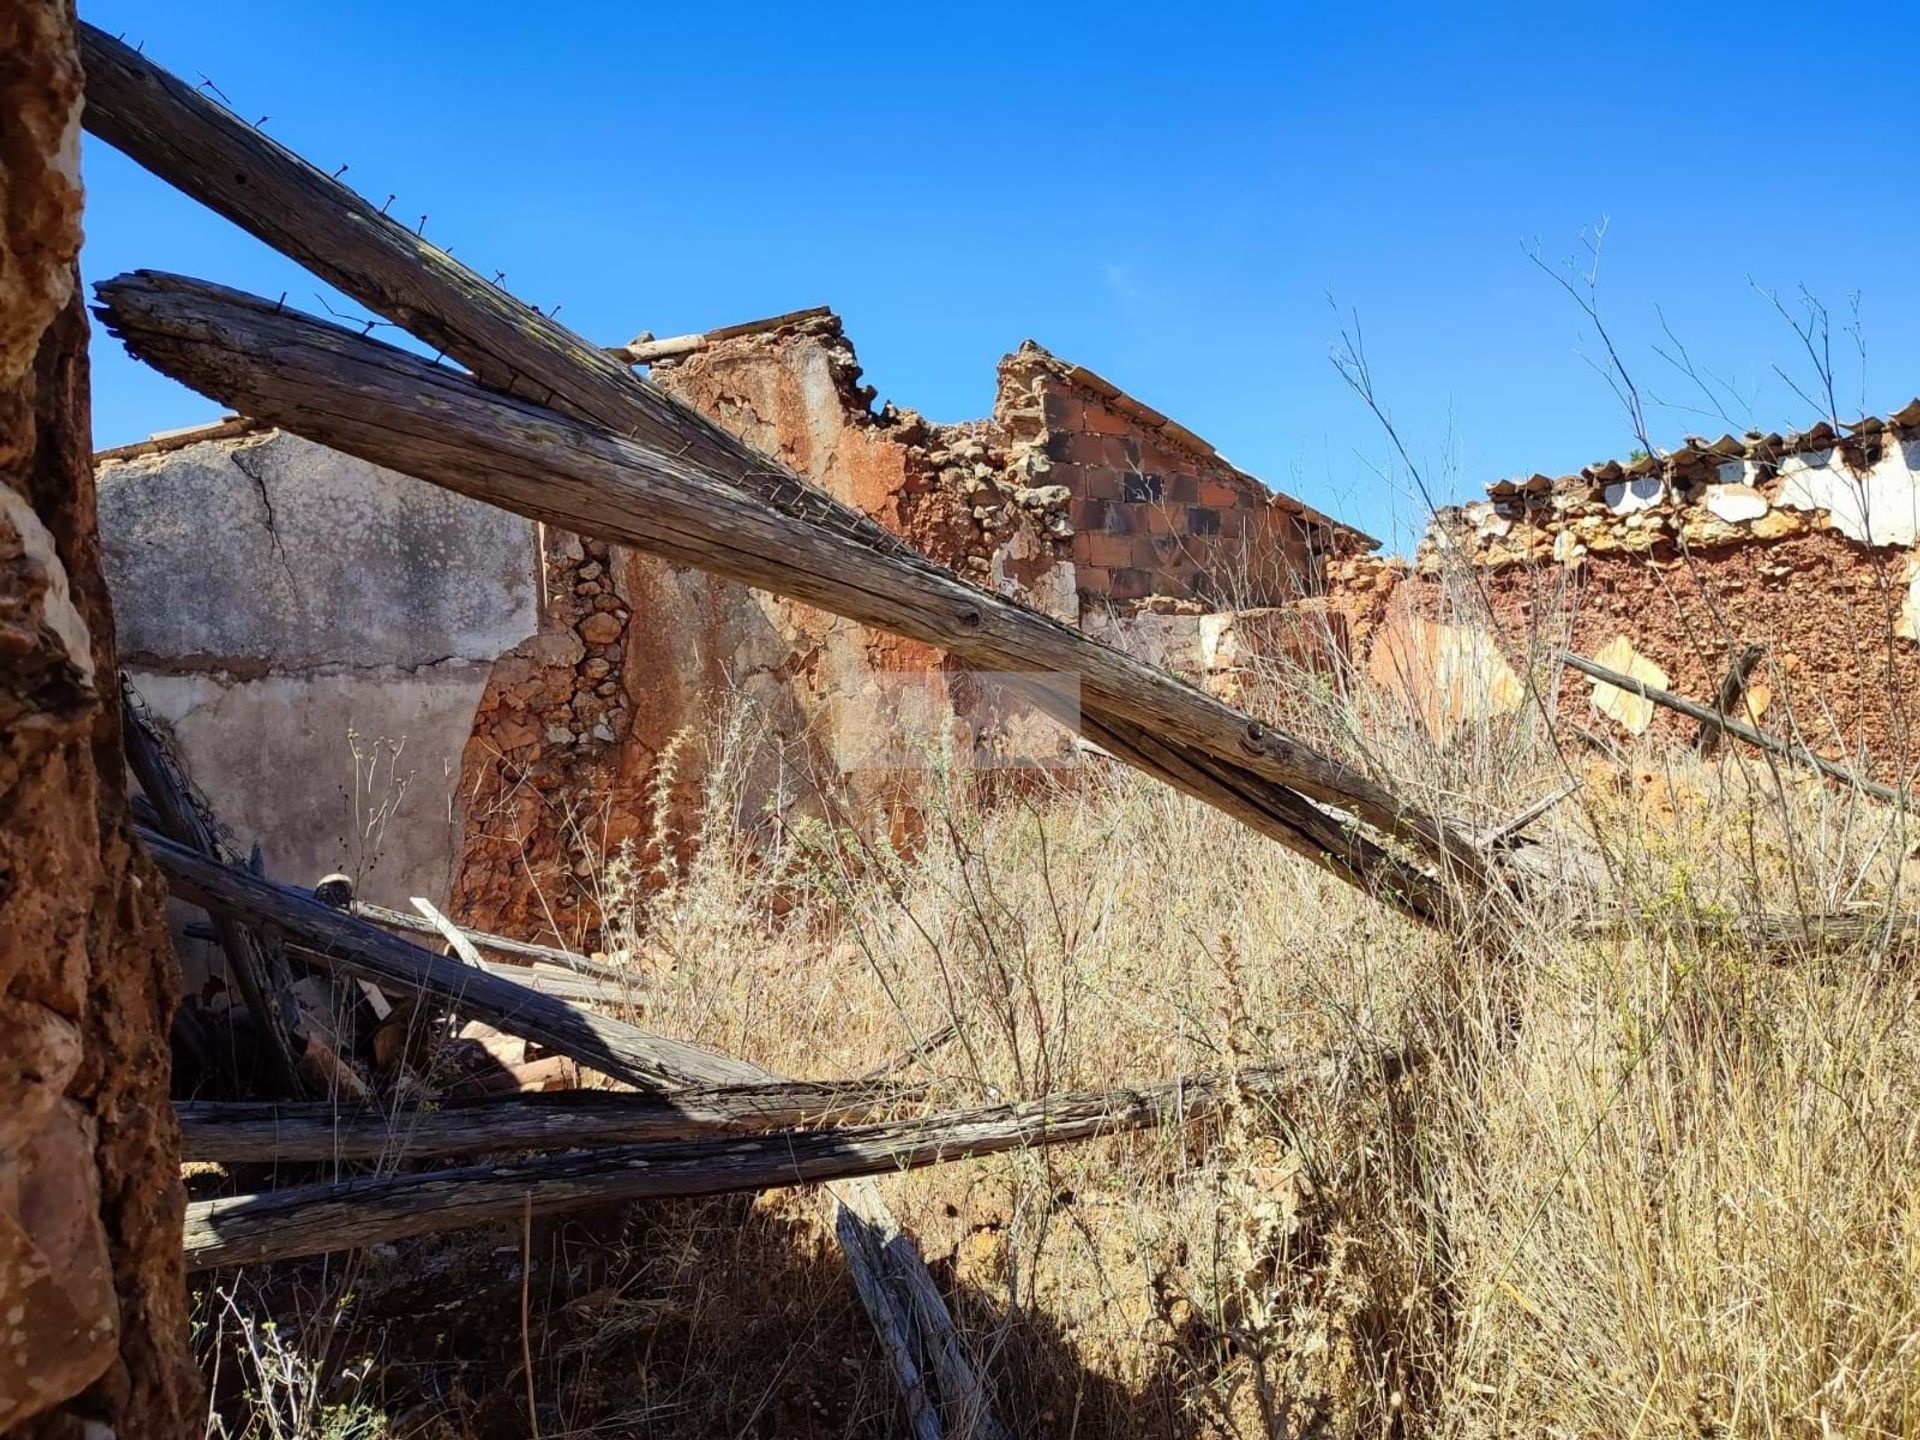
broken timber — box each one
[78,24,1496,921]
[124,693,306,1095]
[836,1179,1012,1440]
[138,827,774,1090]
[1557,649,1906,806]
[182,1064,1321,1269]
[1691,643,1766,759]
[176,1081,927,1163]
[97,272,1466,925]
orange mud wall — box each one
[1,3,197,1431]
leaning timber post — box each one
[0,4,197,1432]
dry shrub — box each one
[212,651,1920,1438]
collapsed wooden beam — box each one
[95,273,1466,923]
[182,1064,1326,1269]
[138,827,773,1090]
[124,695,306,1094]
[835,1179,1012,1440]
[1558,649,1905,806]
[176,1080,927,1163]
[76,25,1489,901]
[611,307,835,366]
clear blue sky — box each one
[80,0,1920,552]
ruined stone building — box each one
[1344,404,1920,773]
[99,310,1370,942]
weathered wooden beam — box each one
[182,1065,1320,1269]
[124,692,306,1095]
[835,1188,946,1440]
[94,273,1469,922]
[410,894,484,967]
[836,1179,1011,1440]
[1558,649,1906,805]
[175,1080,927,1163]
[138,826,774,1090]
[74,29,1484,890]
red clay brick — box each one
[1108,566,1152,600]
[1077,564,1112,595]
[1197,478,1243,508]
[1069,497,1108,531]
[1086,532,1137,569]
[1069,433,1110,465]
[1082,467,1124,502]
[1084,404,1133,437]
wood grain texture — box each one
[95,273,1478,922]
[183,1065,1322,1269]
[139,827,774,1090]
[176,1081,927,1163]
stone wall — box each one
[1347,406,1920,772]
[101,311,1355,950]
[97,427,540,909]
[1,2,196,1431]
[995,342,1361,606]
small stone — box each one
[577,612,623,645]
[581,658,612,680]
[544,724,574,745]
[577,560,604,580]
[590,722,617,743]
[574,581,603,597]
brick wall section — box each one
[996,342,1362,606]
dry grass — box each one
[203,646,1920,1438]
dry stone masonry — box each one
[1351,403,1920,771]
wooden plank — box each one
[93,273,1472,923]
[836,1179,1011,1440]
[73,30,1488,893]
[138,826,774,1091]
[410,894,484,967]
[1557,649,1905,805]
[182,1065,1320,1269]
[175,1081,927,1163]
[836,1190,946,1440]
[346,899,627,981]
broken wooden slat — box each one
[175,1080,926,1163]
[138,826,774,1090]
[1557,649,1905,805]
[182,1064,1318,1269]
[836,1179,1012,1440]
[93,273,1478,922]
[348,899,622,980]
[410,894,484,967]
[74,31,1488,893]
[124,692,306,1095]
[836,1190,946,1440]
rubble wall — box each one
[0,2,197,1431]
[1349,411,1920,773]
[447,314,1081,940]
[97,428,540,907]
[995,343,1339,606]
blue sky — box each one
[81,0,1920,551]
